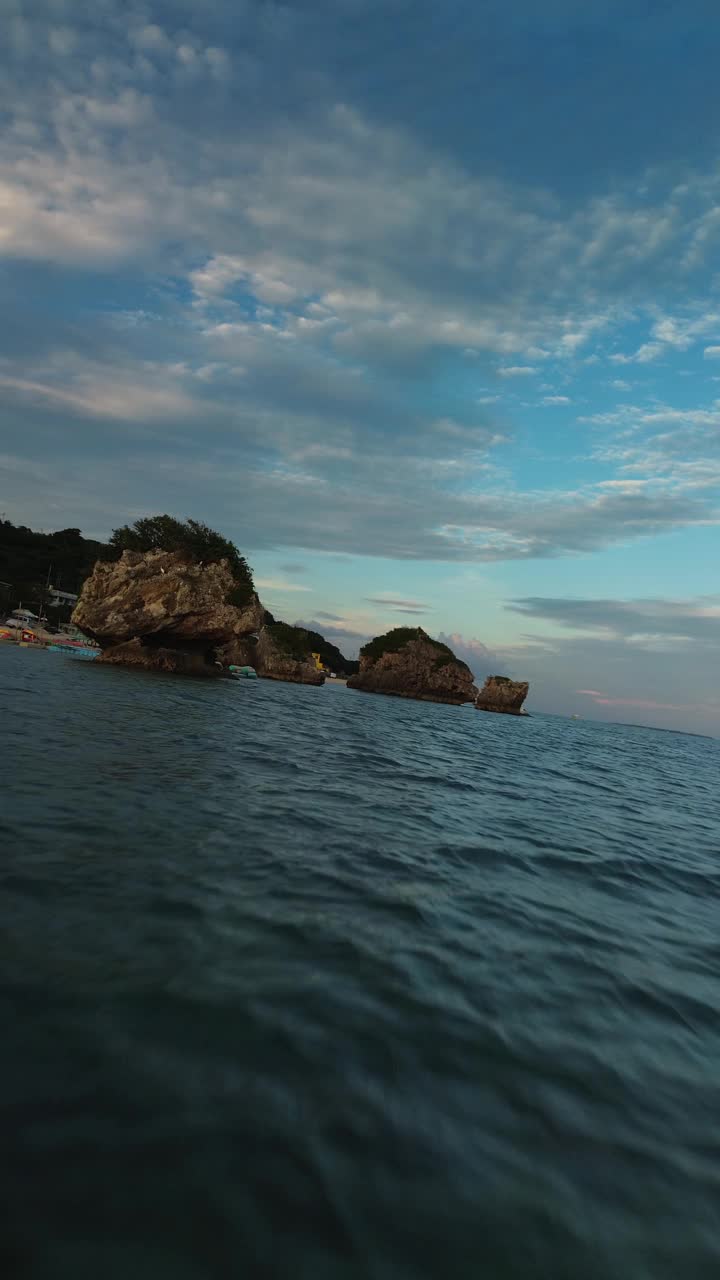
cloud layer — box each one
[2,2,720,567]
[495,594,720,731]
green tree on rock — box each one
[360,627,456,666]
[108,515,255,607]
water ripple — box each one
[2,646,720,1279]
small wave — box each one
[3,647,720,1277]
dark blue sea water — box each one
[2,644,720,1279]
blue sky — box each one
[1,0,719,733]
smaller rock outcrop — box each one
[348,627,477,704]
[255,625,324,685]
[475,675,529,715]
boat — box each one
[45,623,100,659]
[1,609,43,643]
[228,664,258,680]
[2,608,40,631]
[12,628,45,647]
[48,641,99,660]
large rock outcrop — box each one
[475,675,529,715]
[72,550,324,681]
[73,549,265,676]
[347,628,477,705]
[74,549,264,646]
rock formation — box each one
[72,549,322,681]
[347,627,477,704]
[475,675,529,715]
[93,638,218,677]
[255,627,324,686]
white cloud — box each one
[0,366,195,421]
[48,27,76,57]
[0,168,153,263]
[190,255,299,306]
[703,346,720,359]
[604,312,720,369]
[1,7,720,580]
[558,333,586,353]
[131,24,171,54]
[510,593,720,651]
[610,342,663,365]
[0,44,685,364]
[365,593,431,613]
[77,89,152,127]
[435,632,496,679]
[651,311,720,350]
[255,578,311,592]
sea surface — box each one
[2,644,719,1280]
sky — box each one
[1,0,719,734]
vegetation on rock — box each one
[107,515,255,607]
[349,626,476,704]
[360,626,454,665]
[266,621,314,661]
[226,585,255,609]
[0,516,257,616]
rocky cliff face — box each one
[347,629,477,704]
[93,637,221,677]
[72,549,319,681]
[255,628,324,685]
[74,550,264,645]
[475,675,529,715]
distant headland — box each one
[1,515,528,713]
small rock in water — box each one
[475,675,529,715]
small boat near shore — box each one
[228,664,258,680]
[48,642,99,660]
[2,627,45,647]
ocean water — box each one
[2,644,719,1280]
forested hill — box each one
[0,520,106,615]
